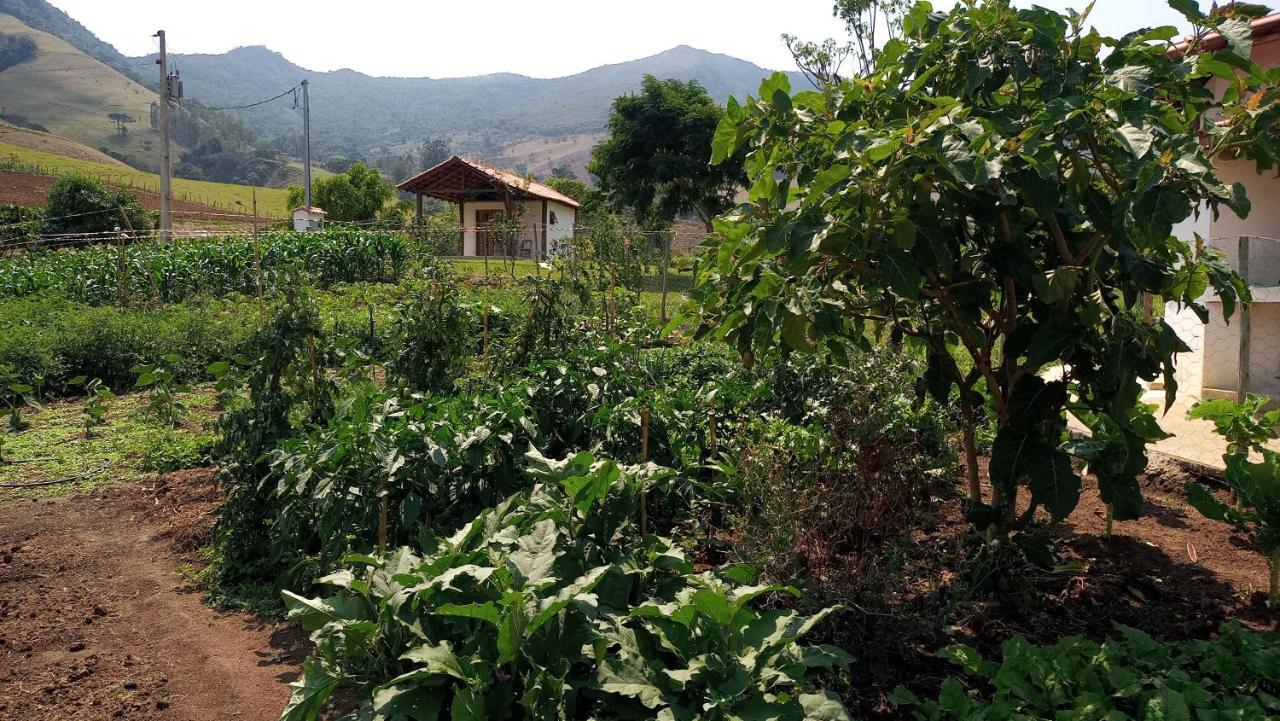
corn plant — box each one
[69,375,114,437]
[132,354,188,427]
[1186,395,1280,606]
[0,229,414,306]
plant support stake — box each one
[639,406,650,536]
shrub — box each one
[1186,395,1280,606]
[388,277,475,394]
[0,296,254,402]
[44,174,151,237]
[732,351,954,603]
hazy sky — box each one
[46,0,1194,79]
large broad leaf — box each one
[799,692,853,721]
[1027,450,1082,520]
[450,686,485,721]
[280,659,340,721]
[598,654,668,709]
[1217,17,1255,61]
[400,641,472,681]
[1115,123,1154,158]
[372,685,446,721]
[1107,65,1153,93]
[509,519,560,586]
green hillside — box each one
[0,13,163,170]
[0,139,291,216]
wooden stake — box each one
[482,307,490,356]
[115,206,134,307]
[378,474,388,555]
[639,406,650,536]
[253,187,264,325]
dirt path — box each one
[0,472,304,721]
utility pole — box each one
[301,79,312,208]
[155,30,172,241]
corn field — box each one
[0,229,413,305]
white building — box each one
[292,205,326,232]
[1166,15,1280,406]
[398,156,579,258]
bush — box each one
[893,623,1280,720]
[0,203,44,247]
[0,296,254,401]
[731,351,955,603]
[44,174,151,237]
[0,32,36,71]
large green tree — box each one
[287,162,395,223]
[700,0,1279,532]
[589,75,745,231]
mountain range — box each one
[0,0,804,177]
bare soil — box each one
[843,454,1278,718]
[0,470,305,721]
[0,454,1275,720]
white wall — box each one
[459,199,576,257]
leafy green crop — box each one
[281,451,852,721]
[892,623,1280,720]
[1186,395,1280,605]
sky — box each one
[46,0,1195,79]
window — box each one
[549,211,559,225]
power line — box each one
[186,84,300,112]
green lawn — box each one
[449,258,694,319]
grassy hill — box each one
[0,120,130,167]
[0,138,291,216]
[0,13,163,170]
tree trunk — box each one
[1271,548,1279,608]
[960,411,981,505]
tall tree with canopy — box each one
[589,75,745,231]
[698,0,1279,533]
[287,162,394,223]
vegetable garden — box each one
[5,2,1280,720]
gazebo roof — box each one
[397,156,580,208]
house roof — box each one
[397,156,580,208]
[1170,12,1280,56]
[292,205,326,215]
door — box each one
[474,209,501,256]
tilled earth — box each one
[0,470,305,721]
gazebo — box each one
[398,156,579,258]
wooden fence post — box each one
[1238,235,1252,404]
